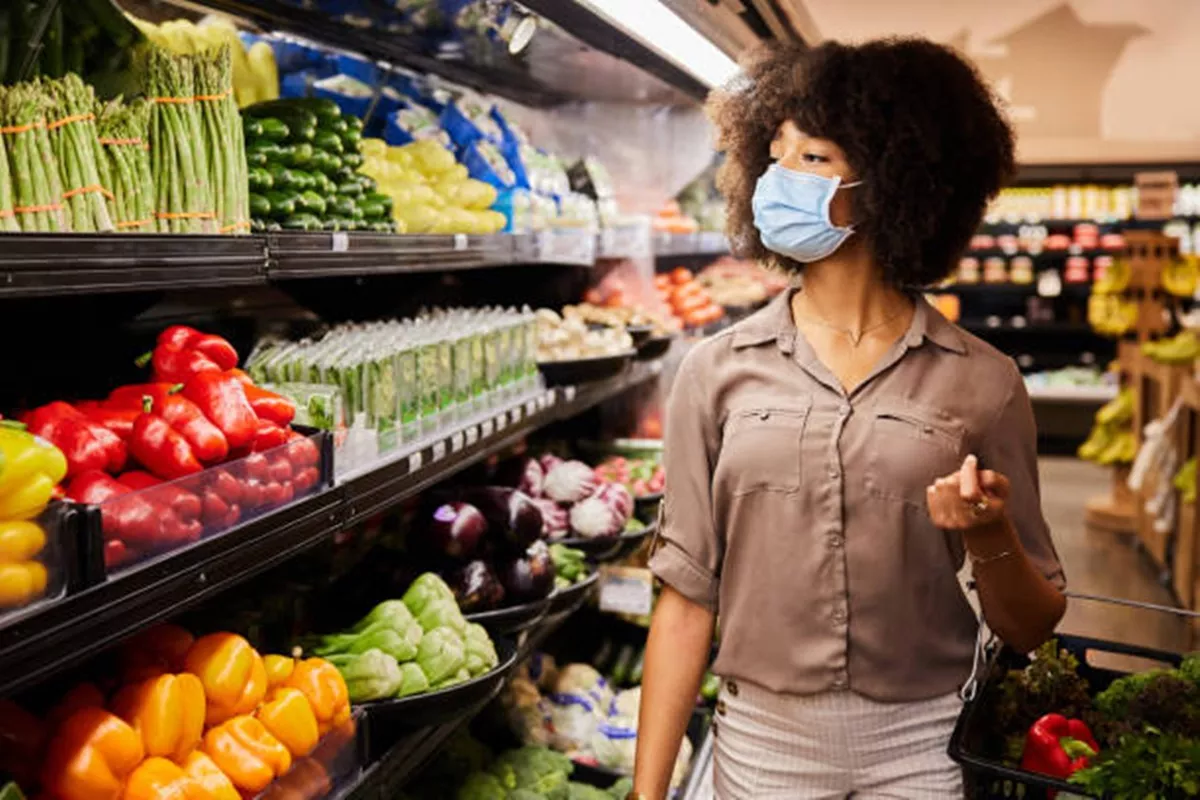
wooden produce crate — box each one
[1176,501,1197,608]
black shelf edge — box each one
[0,488,343,697]
[0,233,268,298]
[0,364,661,697]
[929,283,1092,298]
[267,232,513,279]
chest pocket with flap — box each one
[719,401,811,495]
[865,402,965,507]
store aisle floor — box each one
[1040,456,1193,659]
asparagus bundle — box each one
[97,98,153,231]
[195,45,248,234]
[146,49,215,233]
[45,74,114,232]
[0,84,68,232]
[0,90,18,233]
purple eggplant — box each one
[465,486,544,550]
[498,540,556,602]
[426,501,489,559]
[445,559,506,612]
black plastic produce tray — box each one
[538,352,634,386]
[948,633,1184,800]
[556,525,654,563]
[547,570,601,616]
[359,636,519,760]
[636,334,673,361]
[465,595,552,636]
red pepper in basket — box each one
[1020,713,1099,791]
[293,467,320,494]
[76,402,139,440]
[110,386,229,465]
[267,455,293,484]
[209,470,243,506]
[158,326,239,371]
[130,398,204,481]
[201,489,241,529]
[182,372,258,450]
[65,470,161,548]
[286,431,320,469]
[253,420,290,453]
[23,401,127,476]
[118,471,202,522]
[242,383,296,427]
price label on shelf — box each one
[564,386,577,403]
[481,418,495,438]
[331,232,349,253]
[432,441,447,462]
[525,399,538,417]
[465,426,479,447]
[545,391,557,408]
[510,407,522,425]
[453,233,468,251]
[495,413,507,432]
[450,431,465,453]
[408,452,423,473]
[598,567,654,616]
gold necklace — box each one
[793,291,911,347]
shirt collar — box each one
[729,283,967,356]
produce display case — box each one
[0,502,79,629]
[260,711,367,800]
[75,428,332,581]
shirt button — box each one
[829,535,843,549]
[832,677,848,690]
[726,680,739,697]
[833,608,847,624]
[716,699,727,716]
[758,410,770,420]
[840,404,851,415]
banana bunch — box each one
[125,13,278,107]
[1093,257,1132,295]
[1079,387,1138,466]
[1174,457,1197,504]
[1096,387,1135,426]
[1161,255,1199,298]
[1142,330,1200,365]
[1088,293,1138,337]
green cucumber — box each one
[327,118,349,135]
[341,152,363,169]
[340,129,363,148]
[243,118,265,139]
[313,131,344,155]
[328,195,357,218]
[297,191,327,216]
[249,193,271,218]
[282,213,322,231]
[258,117,290,142]
[345,116,364,132]
[288,142,315,167]
[369,221,395,233]
[264,191,297,219]
[248,142,285,162]
[244,98,341,124]
[333,165,357,184]
[336,180,364,197]
[248,168,274,192]
[290,170,316,191]
[363,192,394,214]
[358,201,385,221]
[246,149,268,168]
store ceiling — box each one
[753,0,1200,165]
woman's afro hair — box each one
[708,38,1015,287]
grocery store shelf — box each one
[962,321,1098,336]
[0,233,268,298]
[980,219,1126,232]
[0,362,661,697]
[1027,384,1118,404]
[931,283,1092,299]
[966,247,1119,260]
[267,232,515,278]
[654,232,730,260]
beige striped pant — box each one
[713,680,964,798]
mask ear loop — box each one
[959,578,996,703]
[820,175,862,235]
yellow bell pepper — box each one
[0,561,47,608]
[0,423,68,520]
[262,654,295,689]
[201,716,291,794]
[183,633,267,726]
[0,520,45,562]
[255,687,319,758]
[182,752,239,800]
[41,707,145,800]
[282,658,350,736]
[122,756,212,800]
[111,673,206,763]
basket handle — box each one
[1064,590,1200,619]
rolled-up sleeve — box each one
[981,365,1066,589]
[649,348,722,610]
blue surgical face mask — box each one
[752,164,862,263]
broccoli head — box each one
[568,782,613,800]
[455,771,508,800]
[607,778,634,799]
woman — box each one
[632,39,1066,799]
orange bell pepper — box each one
[111,673,205,763]
[181,752,239,800]
[262,655,295,689]
[201,716,292,795]
[45,682,106,733]
[282,659,349,736]
[183,633,267,726]
[0,698,47,787]
[255,687,319,759]
[259,758,330,800]
[120,624,195,682]
[122,757,210,800]
[41,707,145,800]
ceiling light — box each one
[570,0,740,88]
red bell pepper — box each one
[105,539,133,569]
[130,398,204,481]
[23,401,127,476]
[208,470,243,506]
[242,453,270,483]
[182,372,258,450]
[267,455,293,483]
[158,326,239,371]
[201,489,241,529]
[1020,713,1099,790]
[118,471,202,522]
[240,382,296,427]
[76,402,139,440]
[66,470,200,550]
[253,420,290,453]
[286,431,320,469]
[293,467,320,494]
[110,386,229,465]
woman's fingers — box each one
[959,455,980,501]
[979,469,1010,499]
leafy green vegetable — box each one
[417,626,467,685]
[607,778,633,799]
[324,648,402,702]
[397,662,430,697]
[1070,728,1200,799]
[568,784,612,800]
[988,639,1094,759]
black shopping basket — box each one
[948,592,1198,800]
